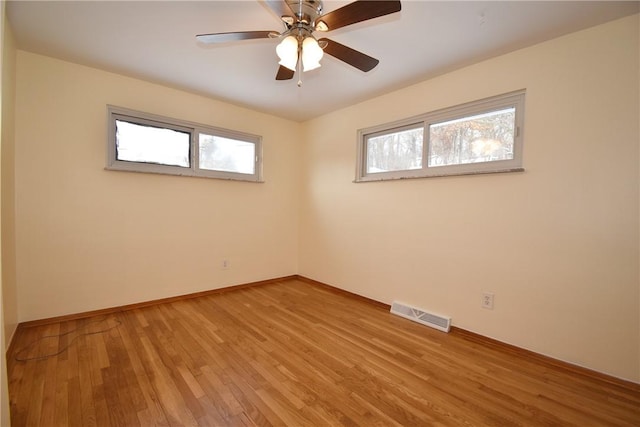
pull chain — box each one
[297,1,304,88]
[297,44,303,87]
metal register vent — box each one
[390,301,451,333]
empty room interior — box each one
[0,0,639,425]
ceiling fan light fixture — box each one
[276,35,298,71]
[315,20,329,32]
[302,36,323,71]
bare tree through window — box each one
[366,126,423,173]
[429,108,515,167]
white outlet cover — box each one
[482,292,495,310]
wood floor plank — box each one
[117,312,170,427]
[53,357,69,426]
[76,335,98,427]
[7,279,640,426]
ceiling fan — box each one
[196,0,402,83]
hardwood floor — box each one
[7,279,640,426]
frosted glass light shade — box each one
[276,36,298,71]
[302,37,323,71]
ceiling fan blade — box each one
[319,38,379,72]
[264,0,296,24]
[276,65,295,80]
[196,31,275,44]
[315,0,401,32]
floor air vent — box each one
[390,301,451,332]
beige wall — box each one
[0,2,17,426]
[14,51,301,321]
[2,0,16,347]
[299,15,640,382]
[1,3,15,424]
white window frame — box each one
[107,106,263,182]
[355,90,525,182]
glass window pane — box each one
[115,120,190,167]
[199,134,255,174]
[428,107,515,167]
[366,126,423,174]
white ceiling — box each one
[7,1,639,122]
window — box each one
[356,90,525,181]
[107,106,262,182]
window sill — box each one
[104,166,264,183]
[353,167,525,183]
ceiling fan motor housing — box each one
[284,0,323,27]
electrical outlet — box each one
[221,259,230,270]
[482,292,495,310]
